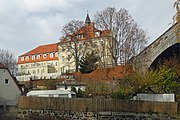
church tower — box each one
[85,12,91,25]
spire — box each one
[85,11,91,25]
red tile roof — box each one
[18,43,58,64]
[0,63,6,69]
[20,43,58,56]
[60,23,111,43]
[73,65,134,84]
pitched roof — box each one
[60,23,111,43]
[0,63,6,69]
[20,43,58,56]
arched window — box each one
[43,54,47,59]
[50,53,54,58]
[32,55,35,60]
[21,57,24,61]
[55,52,58,57]
[37,55,41,59]
[25,56,29,61]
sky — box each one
[0,0,176,58]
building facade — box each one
[58,14,114,74]
[0,63,21,106]
[17,14,114,81]
[17,43,59,81]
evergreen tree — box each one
[79,51,98,74]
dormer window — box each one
[37,55,41,59]
[43,54,47,59]
[21,57,24,61]
[55,52,58,57]
[32,55,35,60]
[50,53,54,58]
[95,32,100,37]
[25,56,29,61]
[77,34,84,39]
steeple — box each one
[85,11,91,25]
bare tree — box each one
[0,49,17,75]
[94,7,148,65]
[61,20,84,38]
[60,20,85,72]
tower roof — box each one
[85,13,91,25]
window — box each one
[33,70,35,74]
[68,55,70,61]
[5,79,9,85]
[58,94,68,98]
[100,41,104,46]
[49,94,54,97]
[77,34,84,39]
[62,56,64,62]
[50,53,54,58]
[21,57,24,61]
[79,43,82,48]
[32,55,35,60]
[61,47,65,52]
[25,56,29,61]
[43,54,47,59]
[41,69,45,73]
[37,55,41,59]
[95,32,100,37]
[55,52,58,57]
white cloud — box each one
[0,0,176,58]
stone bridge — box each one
[130,23,180,71]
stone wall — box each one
[17,109,178,120]
[130,23,179,71]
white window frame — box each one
[32,55,35,60]
[43,54,47,59]
[37,55,41,59]
[50,53,54,58]
[25,56,29,61]
[62,56,64,62]
[55,52,58,57]
[21,57,24,61]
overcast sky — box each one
[0,0,175,58]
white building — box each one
[17,43,59,81]
[58,14,114,73]
[0,63,21,106]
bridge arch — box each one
[131,23,180,71]
[150,43,180,69]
